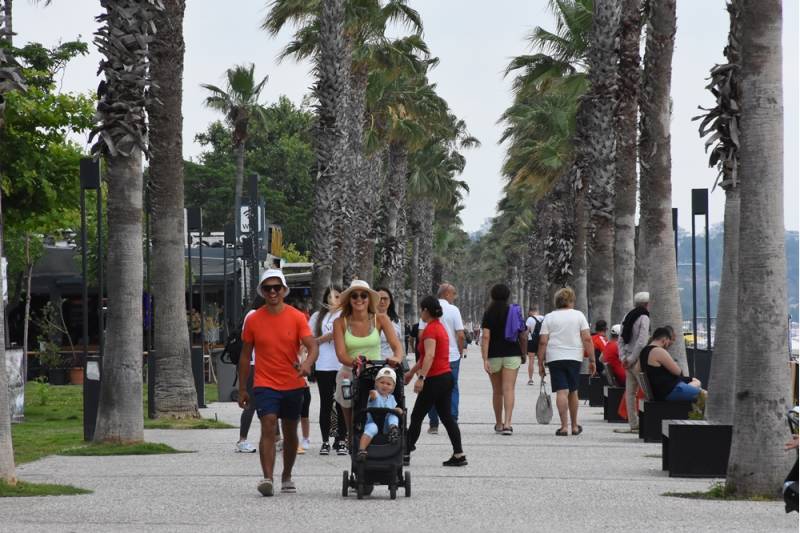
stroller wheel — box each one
[404,471,411,497]
[341,470,349,497]
[356,482,364,500]
[363,483,374,496]
[389,484,397,500]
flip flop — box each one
[494,424,503,434]
[572,425,583,436]
[555,428,568,436]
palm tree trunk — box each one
[342,69,369,284]
[3,0,10,46]
[378,142,408,301]
[611,0,642,324]
[637,0,687,372]
[408,232,419,324]
[727,0,790,496]
[0,188,16,485]
[705,186,738,424]
[147,0,198,419]
[94,150,145,443]
[312,0,350,307]
[356,149,383,283]
[585,0,621,325]
[417,197,434,300]
[571,143,588,315]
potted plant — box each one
[34,300,81,385]
[37,338,69,385]
[204,303,222,344]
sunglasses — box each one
[261,284,284,293]
[350,292,370,301]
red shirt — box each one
[592,333,607,353]
[602,339,626,385]
[419,319,451,378]
[241,305,312,390]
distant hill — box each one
[676,227,799,322]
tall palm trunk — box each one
[311,0,350,307]
[416,197,434,299]
[611,0,642,324]
[637,0,686,372]
[727,0,790,496]
[378,141,409,302]
[570,170,588,314]
[147,0,197,419]
[408,231,419,324]
[356,149,383,283]
[705,186,738,423]
[94,151,146,443]
[342,70,369,284]
[92,0,161,443]
[585,0,621,325]
[0,190,15,484]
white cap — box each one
[257,269,290,298]
[375,367,396,384]
[634,292,650,304]
[610,324,621,336]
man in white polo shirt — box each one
[427,283,465,434]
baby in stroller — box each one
[358,367,402,461]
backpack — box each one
[530,316,543,347]
[504,304,527,342]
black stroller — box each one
[341,359,411,499]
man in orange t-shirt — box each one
[238,269,317,497]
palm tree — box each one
[0,0,25,484]
[610,0,642,324]
[727,0,790,496]
[146,0,198,419]
[201,64,269,255]
[91,0,162,443]
[695,0,740,426]
[637,0,687,371]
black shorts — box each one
[527,339,538,353]
[547,360,581,392]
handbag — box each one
[535,380,553,424]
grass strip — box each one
[664,482,779,501]
[0,480,92,498]
[59,442,190,457]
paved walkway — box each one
[2,344,796,532]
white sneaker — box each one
[236,440,257,453]
[301,438,311,450]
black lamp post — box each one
[691,188,711,365]
[79,158,102,441]
[186,207,205,407]
[672,208,679,265]
[248,173,260,302]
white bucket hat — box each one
[338,279,379,311]
[257,269,290,298]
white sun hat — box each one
[257,269,290,298]
[338,279,380,311]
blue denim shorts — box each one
[665,381,701,402]
[253,387,305,420]
[547,360,581,392]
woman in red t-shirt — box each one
[404,296,467,467]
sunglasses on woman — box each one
[350,292,369,301]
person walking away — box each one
[616,292,651,433]
[600,324,626,386]
[537,287,595,436]
[308,286,347,455]
[333,280,404,453]
[405,296,467,466]
[481,283,527,435]
[427,283,465,435]
[237,269,318,497]
[592,320,609,377]
[526,307,544,385]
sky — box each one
[14,0,799,234]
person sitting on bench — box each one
[639,326,701,402]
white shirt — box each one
[380,320,403,358]
[439,298,464,362]
[243,310,256,366]
[308,309,341,371]
[540,308,590,363]
[525,315,544,340]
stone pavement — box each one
[2,344,796,532]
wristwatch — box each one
[418,375,425,380]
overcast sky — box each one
[14,0,799,233]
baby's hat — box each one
[376,367,396,384]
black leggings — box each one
[407,372,463,455]
[316,370,346,443]
[301,387,311,418]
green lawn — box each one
[0,480,92,498]
[59,442,189,457]
[11,382,230,465]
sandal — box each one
[572,425,583,436]
[555,428,569,436]
[494,424,503,434]
[502,426,513,436]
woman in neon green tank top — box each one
[332,280,405,450]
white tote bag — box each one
[535,380,553,424]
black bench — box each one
[589,376,604,407]
[661,419,732,477]
[603,386,626,423]
[578,374,591,400]
[636,372,691,442]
